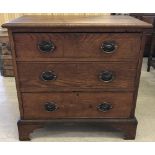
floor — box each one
[0,58,155,142]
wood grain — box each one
[3,15,150,140]
[22,92,134,119]
[17,62,136,92]
[0,13,109,27]
[2,15,152,28]
[17,118,137,140]
[13,33,141,61]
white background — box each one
[0,0,154,12]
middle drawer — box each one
[17,62,136,92]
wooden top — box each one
[2,15,152,29]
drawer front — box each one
[17,62,136,91]
[22,92,133,119]
[14,33,64,58]
[14,33,141,60]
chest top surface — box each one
[2,15,152,29]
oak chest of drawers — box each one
[2,15,152,141]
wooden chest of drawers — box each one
[2,15,152,141]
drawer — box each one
[17,62,136,92]
[14,33,141,61]
[14,33,64,59]
[22,92,133,119]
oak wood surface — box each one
[22,92,133,119]
[17,62,136,92]
[2,15,152,28]
[0,13,109,26]
[17,118,138,140]
[130,33,147,117]
[8,29,24,118]
[13,33,141,61]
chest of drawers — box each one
[2,15,152,141]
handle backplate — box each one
[44,102,58,112]
[99,71,114,82]
[101,41,117,53]
[41,71,57,81]
[97,102,112,112]
[38,41,55,53]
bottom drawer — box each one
[22,92,133,119]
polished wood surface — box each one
[0,13,109,27]
[4,15,150,140]
[13,31,142,62]
[17,118,137,141]
[2,15,152,28]
[17,62,136,92]
[14,33,141,61]
[22,92,133,119]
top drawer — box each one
[13,33,141,61]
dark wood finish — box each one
[140,15,155,67]
[14,33,64,59]
[22,92,134,119]
[130,33,148,117]
[17,120,44,141]
[17,62,136,92]
[130,13,155,57]
[14,33,141,61]
[141,16,155,58]
[2,15,151,28]
[3,15,151,140]
[143,15,155,71]
[8,29,24,118]
[17,118,138,141]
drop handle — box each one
[44,102,58,112]
[97,103,112,112]
[99,71,114,82]
[41,71,57,81]
[38,41,55,53]
[101,41,117,53]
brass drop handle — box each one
[41,71,57,81]
[101,41,117,53]
[99,71,114,82]
[97,103,112,112]
[38,41,55,53]
[44,102,58,112]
